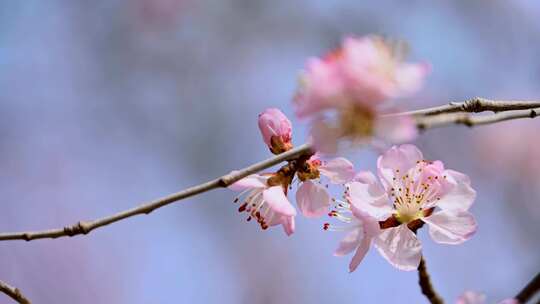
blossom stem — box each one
[515,272,540,303]
[0,280,31,304]
[417,257,444,304]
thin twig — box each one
[388,97,540,117]
[0,144,312,241]
[516,272,540,303]
[417,257,443,304]
[0,280,31,304]
[416,108,539,130]
[0,100,538,242]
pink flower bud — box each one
[258,108,293,154]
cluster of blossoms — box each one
[224,33,531,304]
[231,106,477,271]
[229,35,483,279]
[293,35,429,153]
[231,108,355,236]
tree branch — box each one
[0,144,312,241]
[417,257,443,304]
[416,108,539,130]
[0,99,538,243]
[0,280,31,304]
[390,97,540,116]
[516,272,540,303]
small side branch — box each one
[0,280,31,304]
[391,98,540,116]
[417,257,444,304]
[516,272,540,303]
[416,108,539,130]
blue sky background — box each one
[0,1,539,303]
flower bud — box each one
[258,108,293,154]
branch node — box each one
[530,109,537,118]
[63,221,90,236]
[463,97,483,112]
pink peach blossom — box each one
[230,173,296,236]
[329,144,477,271]
[326,171,382,272]
[293,35,428,153]
[258,108,293,154]
[456,291,517,304]
[295,154,355,218]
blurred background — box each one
[0,1,539,303]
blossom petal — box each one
[296,181,330,218]
[377,144,423,189]
[349,236,372,272]
[319,157,355,184]
[310,118,341,155]
[347,181,392,221]
[456,291,486,304]
[445,169,471,185]
[423,210,477,245]
[393,62,430,97]
[263,186,296,217]
[334,226,363,256]
[497,299,518,304]
[374,115,418,144]
[228,174,268,191]
[374,225,422,271]
[281,216,295,236]
[353,171,378,184]
[436,170,476,211]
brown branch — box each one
[0,144,312,241]
[516,272,540,303]
[417,257,444,304]
[0,280,31,304]
[0,99,538,243]
[389,97,540,117]
[416,108,539,130]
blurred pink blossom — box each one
[329,144,477,271]
[258,108,293,154]
[230,173,296,236]
[295,154,355,218]
[456,291,517,304]
[293,36,428,153]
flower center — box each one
[389,162,445,224]
[338,105,375,140]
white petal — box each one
[423,210,477,245]
[377,144,423,189]
[228,174,268,191]
[347,181,392,221]
[319,157,355,184]
[263,186,296,217]
[436,181,476,212]
[349,236,372,272]
[334,226,363,256]
[296,181,330,218]
[281,216,295,236]
[374,115,418,144]
[374,225,422,271]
